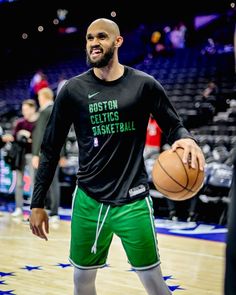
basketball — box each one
[152,147,205,201]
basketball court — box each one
[0,208,226,295]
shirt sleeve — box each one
[149,79,195,145]
[12,119,21,139]
[30,85,72,208]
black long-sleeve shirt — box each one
[31,66,194,208]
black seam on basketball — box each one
[175,148,201,193]
[175,148,190,188]
[154,159,186,192]
[176,159,203,199]
[157,156,194,192]
[188,162,200,192]
[189,164,204,194]
[153,149,204,199]
[181,157,202,196]
[153,181,185,193]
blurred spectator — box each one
[2,99,38,217]
[0,126,5,149]
[201,81,219,112]
[29,70,49,100]
[56,74,68,96]
[178,21,187,47]
[32,87,67,222]
[144,115,162,160]
[170,22,187,49]
[201,38,218,55]
[227,99,236,119]
[148,30,162,58]
[34,73,49,96]
[29,69,43,98]
[202,81,219,100]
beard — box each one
[86,45,115,68]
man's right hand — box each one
[2,134,14,142]
[29,208,49,241]
[32,155,40,169]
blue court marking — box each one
[0,273,15,278]
[20,266,42,271]
[55,263,72,269]
[155,218,227,242]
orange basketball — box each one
[152,147,205,201]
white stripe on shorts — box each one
[145,196,158,257]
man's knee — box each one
[74,267,97,285]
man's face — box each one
[86,25,116,68]
[22,104,36,120]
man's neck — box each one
[40,101,53,111]
[93,63,124,81]
[27,113,39,122]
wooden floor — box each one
[0,212,226,295]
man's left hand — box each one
[171,138,205,171]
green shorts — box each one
[69,187,160,270]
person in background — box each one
[32,87,66,223]
[56,74,68,96]
[29,18,205,295]
[202,81,219,99]
[29,70,49,100]
[169,21,187,50]
[144,114,162,160]
[2,99,38,217]
[29,69,43,99]
[149,30,161,58]
[0,126,6,149]
[33,72,49,97]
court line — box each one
[0,235,224,260]
[0,236,69,242]
[161,247,224,260]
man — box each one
[2,99,38,217]
[29,18,205,295]
[32,87,66,222]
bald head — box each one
[87,18,120,37]
[86,18,123,69]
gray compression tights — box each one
[137,265,172,295]
[74,268,97,295]
[74,265,172,295]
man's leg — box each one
[74,267,97,295]
[14,169,24,209]
[70,188,113,294]
[110,196,172,295]
[25,153,35,203]
[137,265,172,295]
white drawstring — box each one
[91,204,110,254]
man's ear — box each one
[115,36,123,47]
